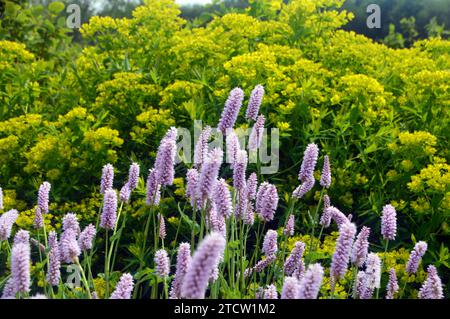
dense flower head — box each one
[320,155,331,188]
[33,207,43,229]
[330,222,357,279]
[351,226,371,267]
[328,206,350,228]
[284,214,295,236]
[110,273,134,299]
[225,130,240,166]
[320,195,332,227]
[60,228,81,263]
[418,265,444,299]
[0,209,19,241]
[256,182,278,222]
[218,87,244,133]
[253,254,277,274]
[13,230,29,245]
[100,164,114,194]
[48,230,58,251]
[78,224,96,251]
[2,278,16,299]
[119,182,131,203]
[194,126,212,168]
[246,172,258,200]
[100,189,118,230]
[263,284,278,299]
[154,249,170,277]
[11,242,30,294]
[248,115,265,150]
[381,204,397,240]
[406,241,428,275]
[386,268,399,299]
[181,232,226,299]
[128,162,140,190]
[298,263,324,299]
[212,178,233,219]
[235,189,248,220]
[197,148,223,205]
[155,127,178,186]
[292,177,314,199]
[169,242,192,299]
[209,204,226,238]
[158,214,166,240]
[47,246,61,286]
[37,181,51,214]
[62,212,80,234]
[246,84,264,120]
[354,270,369,299]
[284,241,306,276]
[262,230,278,256]
[233,149,248,190]
[298,143,319,182]
[186,168,199,208]
[242,199,255,226]
[146,168,161,206]
[365,253,381,290]
[281,276,300,299]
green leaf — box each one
[48,1,65,14]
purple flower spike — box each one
[235,189,248,220]
[13,230,29,245]
[194,126,212,168]
[100,164,114,194]
[186,168,199,208]
[11,242,30,294]
[365,253,381,290]
[248,115,265,150]
[284,214,295,236]
[0,209,19,241]
[155,128,178,186]
[256,182,278,222]
[181,232,226,299]
[48,230,58,251]
[233,150,247,191]
[38,181,51,214]
[319,195,332,227]
[158,214,166,240]
[381,204,397,241]
[33,207,43,229]
[263,284,278,299]
[246,172,258,200]
[330,222,356,280]
[213,179,232,219]
[298,143,319,182]
[327,206,350,228]
[110,273,134,299]
[226,131,240,167]
[209,204,227,238]
[197,148,223,205]
[406,241,428,275]
[354,270,369,299]
[62,212,80,234]
[386,268,399,299]
[60,229,81,263]
[218,87,244,133]
[418,265,444,299]
[246,84,264,120]
[100,189,117,230]
[284,241,306,276]
[298,263,324,299]
[2,277,16,299]
[146,168,161,206]
[154,249,170,277]
[78,224,96,251]
[320,155,331,189]
[128,162,140,190]
[170,242,192,299]
[47,246,61,286]
[292,178,314,199]
[281,276,300,299]
[262,230,278,256]
[119,182,131,203]
[351,226,371,268]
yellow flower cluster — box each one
[408,162,450,193]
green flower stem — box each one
[75,257,92,299]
